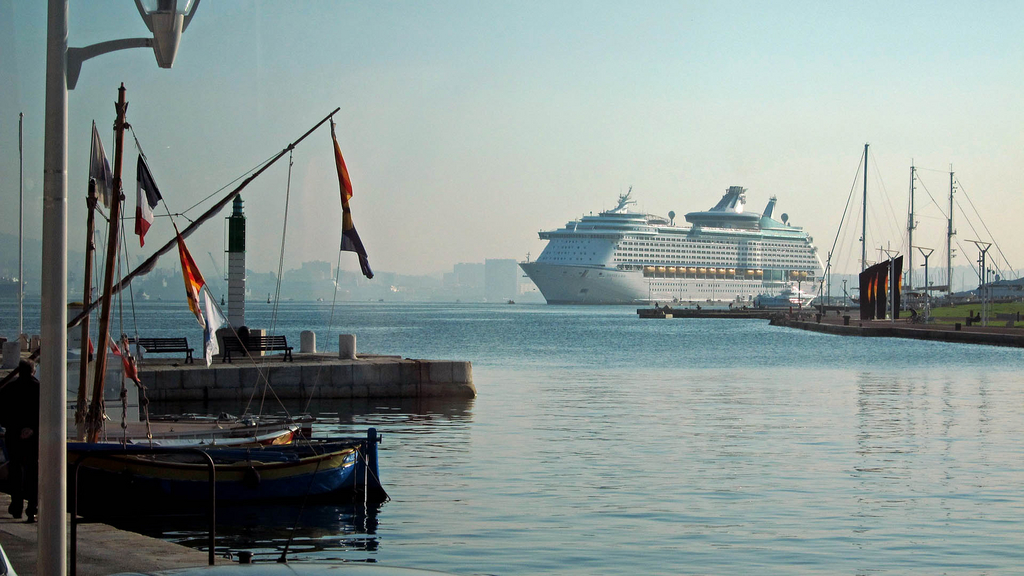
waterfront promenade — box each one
[772,312,1024,348]
[0,493,215,575]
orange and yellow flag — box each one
[176,232,207,327]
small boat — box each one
[754,285,816,309]
[68,428,386,514]
[118,423,299,448]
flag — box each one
[176,232,207,327]
[891,256,904,320]
[874,263,889,320]
[332,121,373,279]
[116,338,141,385]
[859,266,873,320]
[135,156,163,246]
[89,121,114,208]
[202,289,226,366]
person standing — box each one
[0,359,39,522]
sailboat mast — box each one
[907,164,915,291]
[861,143,868,272]
[87,84,128,443]
[947,168,955,297]
[75,182,98,440]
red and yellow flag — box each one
[333,122,354,205]
[331,120,373,279]
[176,231,207,327]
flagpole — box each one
[67,107,341,330]
[86,84,128,443]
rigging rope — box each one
[302,249,345,415]
[955,177,1014,275]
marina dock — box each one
[637,307,779,319]
[771,313,1024,348]
[138,354,475,403]
[637,305,1024,348]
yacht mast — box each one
[907,164,915,290]
[861,143,868,272]
[947,168,955,297]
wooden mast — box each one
[86,84,128,443]
[74,181,98,440]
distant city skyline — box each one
[1,3,1022,279]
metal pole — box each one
[862,143,868,273]
[18,112,24,340]
[948,169,954,297]
[907,164,915,291]
[87,84,128,444]
[41,0,69,573]
[914,246,933,318]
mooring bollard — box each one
[300,330,316,353]
[843,315,850,326]
[339,334,357,360]
[2,341,21,368]
[954,323,961,331]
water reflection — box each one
[150,397,475,425]
[112,502,383,562]
[135,397,475,560]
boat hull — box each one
[519,262,647,304]
[68,431,385,514]
[521,262,798,305]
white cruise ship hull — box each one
[521,262,796,305]
[519,262,647,304]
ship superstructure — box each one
[520,187,823,304]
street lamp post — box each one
[914,246,934,319]
[966,240,992,327]
[41,1,198,573]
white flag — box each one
[202,289,226,366]
[89,121,114,208]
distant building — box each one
[454,263,485,289]
[299,260,333,281]
[485,259,518,302]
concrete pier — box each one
[1,494,215,575]
[137,354,475,403]
[771,314,1024,348]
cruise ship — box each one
[520,186,823,304]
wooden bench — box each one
[134,337,194,364]
[221,334,293,363]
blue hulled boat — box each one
[68,428,386,514]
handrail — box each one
[69,446,217,574]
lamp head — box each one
[135,0,200,68]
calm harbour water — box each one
[3,300,1023,574]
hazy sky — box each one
[1,1,1022,279]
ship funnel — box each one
[763,196,777,219]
